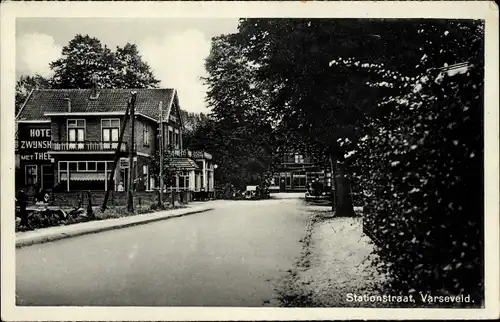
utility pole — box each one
[101,98,132,212]
[127,91,137,212]
[159,101,164,205]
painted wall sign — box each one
[18,125,52,161]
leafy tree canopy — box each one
[50,34,160,89]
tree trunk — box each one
[335,161,355,217]
[329,154,337,212]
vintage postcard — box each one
[1,1,498,320]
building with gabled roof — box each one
[15,81,215,201]
[17,88,177,122]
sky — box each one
[16,18,239,113]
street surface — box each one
[16,195,310,306]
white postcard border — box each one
[1,1,498,320]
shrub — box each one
[352,65,484,303]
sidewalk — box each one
[298,215,389,307]
[277,207,390,307]
[16,204,214,248]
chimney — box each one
[64,97,71,112]
[90,74,99,99]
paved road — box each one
[16,197,310,306]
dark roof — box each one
[169,158,199,170]
[16,88,176,121]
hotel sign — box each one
[18,127,52,161]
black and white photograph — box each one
[1,1,498,321]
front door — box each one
[41,164,54,190]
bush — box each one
[215,183,240,199]
[352,66,484,303]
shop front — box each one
[16,123,54,193]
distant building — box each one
[273,153,332,192]
[15,82,215,199]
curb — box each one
[16,207,214,248]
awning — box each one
[169,158,199,170]
[61,172,106,181]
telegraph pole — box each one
[127,91,137,212]
[159,101,164,205]
[101,98,132,212]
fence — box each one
[20,190,193,208]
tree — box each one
[236,18,484,216]
[114,43,160,88]
[180,110,209,136]
[50,34,115,89]
[50,34,159,89]
[193,33,276,193]
[150,149,182,207]
[237,19,391,215]
[15,74,50,114]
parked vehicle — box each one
[243,184,271,200]
[305,180,332,203]
[244,185,258,199]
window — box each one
[285,173,291,187]
[174,129,180,149]
[97,162,106,171]
[68,161,100,172]
[143,124,150,146]
[88,162,97,171]
[294,154,304,164]
[77,162,87,171]
[58,162,68,183]
[25,165,37,185]
[68,119,85,149]
[102,119,120,128]
[284,154,296,163]
[293,174,306,187]
[101,119,120,149]
[60,161,114,192]
[179,171,190,190]
[168,127,174,148]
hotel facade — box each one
[15,84,215,200]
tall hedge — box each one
[350,64,484,305]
